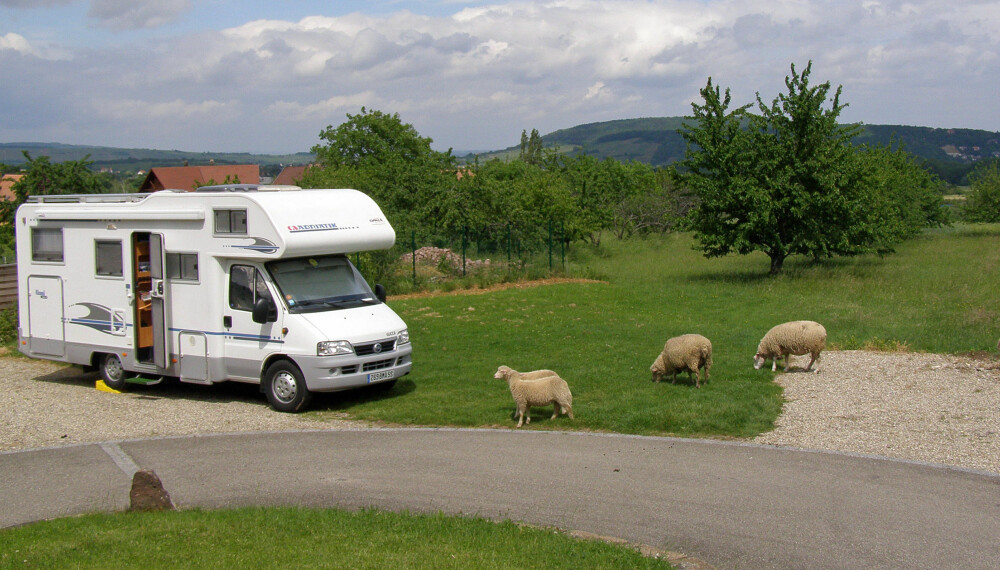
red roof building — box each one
[273,165,311,186]
[0,173,24,201]
[139,165,260,192]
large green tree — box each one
[963,159,1000,222]
[679,62,944,274]
[303,108,457,234]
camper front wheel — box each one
[99,353,130,391]
[264,361,312,413]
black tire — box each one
[264,361,312,413]
[99,353,131,391]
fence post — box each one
[561,221,565,270]
[462,225,467,277]
[411,231,417,287]
[548,219,553,272]
[507,223,512,269]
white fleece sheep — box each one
[650,334,713,388]
[754,320,827,373]
[494,365,574,428]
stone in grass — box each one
[129,469,175,512]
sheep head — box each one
[650,354,666,382]
[494,365,514,380]
[753,353,766,370]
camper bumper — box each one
[294,343,413,392]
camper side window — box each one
[229,265,272,311]
[32,228,64,262]
[215,209,248,234]
[95,240,123,276]
[166,252,199,281]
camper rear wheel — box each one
[264,361,312,413]
[99,353,131,391]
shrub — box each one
[964,160,1000,223]
[0,305,18,344]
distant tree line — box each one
[300,108,683,252]
[3,73,999,274]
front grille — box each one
[362,358,396,372]
[355,339,396,356]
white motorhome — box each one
[15,185,412,412]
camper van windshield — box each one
[266,254,379,313]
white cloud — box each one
[2,0,999,153]
[266,91,379,122]
[92,98,239,122]
[87,0,191,30]
[0,32,35,54]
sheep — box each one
[494,365,574,428]
[650,334,713,388]
[754,320,827,373]
[500,368,557,419]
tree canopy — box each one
[678,62,946,274]
[963,159,1000,223]
[302,109,681,248]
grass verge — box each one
[0,507,674,569]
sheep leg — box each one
[565,405,574,419]
[550,404,559,420]
[807,352,820,373]
[515,405,526,428]
[782,353,791,372]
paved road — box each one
[3,429,999,569]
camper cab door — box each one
[223,262,282,381]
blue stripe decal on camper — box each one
[168,328,284,344]
[225,237,278,254]
[66,303,129,335]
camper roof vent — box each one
[195,184,302,193]
[27,193,151,204]
[195,184,260,192]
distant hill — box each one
[470,118,1000,182]
[0,142,313,175]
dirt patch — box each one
[389,277,607,300]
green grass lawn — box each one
[309,224,1000,438]
[0,507,674,569]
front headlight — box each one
[317,340,353,356]
[397,328,410,345]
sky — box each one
[1,0,999,155]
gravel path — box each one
[0,356,369,452]
[752,350,1000,474]
[3,351,999,475]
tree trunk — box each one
[769,253,785,275]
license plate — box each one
[367,370,395,383]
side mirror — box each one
[374,284,387,303]
[252,297,277,324]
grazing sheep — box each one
[754,320,827,373]
[650,334,713,388]
[494,365,574,428]
[501,368,557,418]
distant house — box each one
[273,165,312,186]
[0,173,24,201]
[139,165,260,192]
